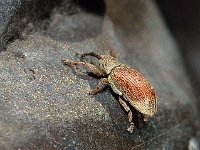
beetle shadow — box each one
[109,89,145,129]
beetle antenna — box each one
[80,52,102,61]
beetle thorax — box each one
[99,55,121,74]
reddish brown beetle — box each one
[62,52,157,133]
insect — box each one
[62,52,157,133]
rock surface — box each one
[0,0,199,149]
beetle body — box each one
[62,52,157,133]
[109,66,157,118]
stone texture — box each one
[0,0,199,149]
[0,0,69,51]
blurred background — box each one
[157,0,200,107]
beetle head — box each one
[80,52,121,75]
[98,55,121,74]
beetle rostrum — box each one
[62,52,157,133]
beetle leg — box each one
[119,97,134,133]
[119,97,133,122]
[62,59,105,77]
[143,114,150,122]
[89,78,108,95]
[80,52,102,60]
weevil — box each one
[62,52,157,133]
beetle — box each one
[62,52,157,133]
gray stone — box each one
[0,0,199,149]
